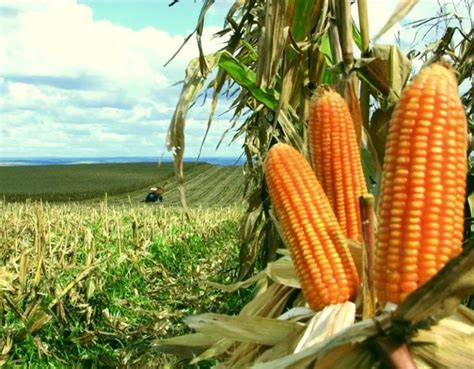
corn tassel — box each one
[265,143,360,310]
[308,87,367,242]
[375,63,467,304]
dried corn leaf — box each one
[276,110,306,153]
[226,341,265,368]
[347,240,362,276]
[70,331,96,346]
[0,336,13,367]
[262,220,283,268]
[194,283,290,363]
[266,257,300,288]
[256,0,289,90]
[373,0,419,41]
[251,316,387,369]
[277,56,297,113]
[467,192,474,234]
[369,108,393,165]
[294,302,356,353]
[357,44,411,105]
[197,62,231,160]
[252,327,302,365]
[241,204,264,244]
[455,305,474,325]
[411,314,474,369]
[152,333,220,359]
[48,265,95,309]
[395,242,474,323]
[277,307,314,321]
[19,252,28,293]
[309,45,328,85]
[277,249,290,257]
[209,256,299,292]
[195,0,215,75]
[0,267,16,292]
[240,282,293,318]
[344,76,362,145]
[386,44,412,105]
[268,209,286,245]
[439,308,474,332]
[27,312,52,334]
[167,54,220,212]
[314,343,373,369]
[207,271,266,292]
[238,203,264,277]
[184,313,305,345]
[212,240,359,305]
[360,128,382,201]
[163,0,214,73]
[190,338,234,364]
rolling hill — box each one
[0,162,244,206]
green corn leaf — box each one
[218,51,279,110]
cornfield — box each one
[0,201,248,367]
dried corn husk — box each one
[153,243,474,368]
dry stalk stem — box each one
[356,0,371,129]
[359,194,376,319]
[336,0,354,73]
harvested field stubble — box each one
[0,201,250,368]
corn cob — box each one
[375,63,467,304]
[265,143,360,310]
[308,87,367,242]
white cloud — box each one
[95,130,128,143]
[0,0,223,84]
[2,0,467,158]
[0,0,236,158]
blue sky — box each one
[0,1,471,158]
[79,1,229,35]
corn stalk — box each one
[167,0,473,279]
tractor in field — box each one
[145,186,163,203]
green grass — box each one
[0,202,251,368]
[0,162,244,206]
